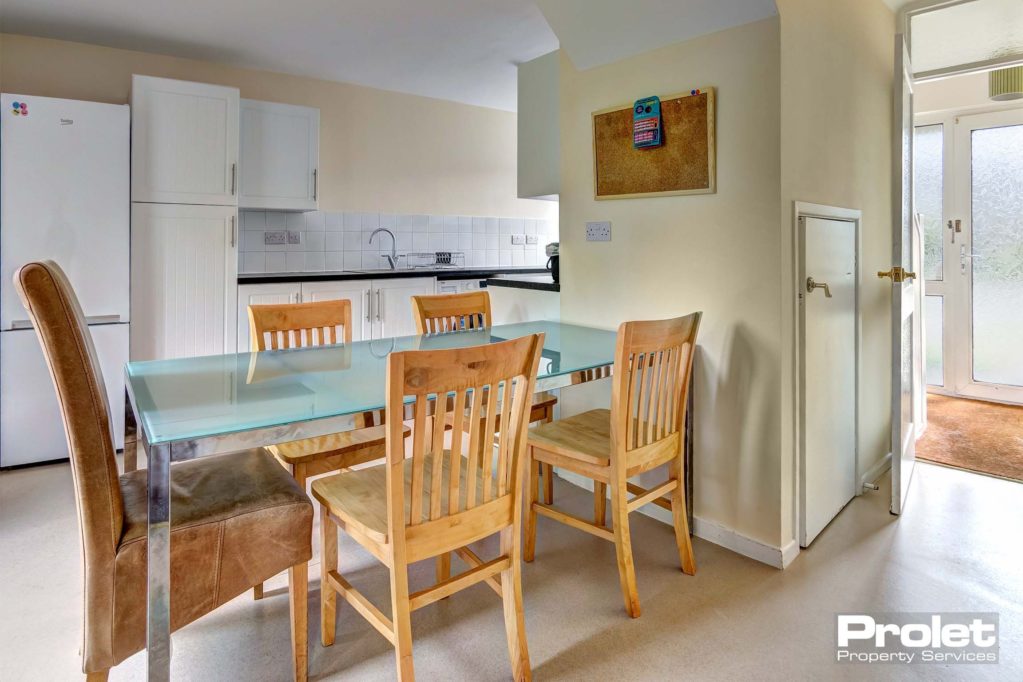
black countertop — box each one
[239,267,549,285]
[485,274,560,293]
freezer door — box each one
[0,94,130,329]
[0,323,127,467]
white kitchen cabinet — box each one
[131,75,239,205]
[301,280,372,341]
[372,278,434,339]
[130,203,238,360]
[239,99,319,211]
[236,282,301,352]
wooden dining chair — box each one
[524,313,701,618]
[248,299,407,599]
[312,332,544,681]
[15,261,313,681]
[411,290,559,500]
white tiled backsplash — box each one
[239,210,559,274]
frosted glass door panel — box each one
[925,295,943,387]
[970,124,1023,387]
[914,124,943,281]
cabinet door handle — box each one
[230,215,236,247]
[231,163,237,195]
[312,169,318,200]
[376,290,382,322]
[365,290,371,322]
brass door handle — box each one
[877,267,917,282]
[806,277,832,298]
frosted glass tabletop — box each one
[125,321,617,445]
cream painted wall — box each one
[0,33,556,223]
[916,71,991,113]
[558,19,784,547]
[777,0,895,544]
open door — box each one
[883,35,920,515]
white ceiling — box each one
[1,0,793,111]
[535,0,778,71]
[0,0,558,111]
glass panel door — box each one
[952,109,1023,403]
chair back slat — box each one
[412,291,492,335]
[611,314,701,462]
[248,300,352,351]
[385,334,544,536]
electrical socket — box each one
[264,230,287,245]
[511,234,526,245]
[586,221,611,242]
[525,234,538,245]
[287,230,302,245]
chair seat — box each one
[311,452,489,546]
[114,449,312,664]
[527,408,613,467]
[268,423,411,466]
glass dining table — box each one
[124,320,618,681]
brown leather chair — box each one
[14,261,313,681]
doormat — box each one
[917,394,1023,483]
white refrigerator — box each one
[0,94,129,467]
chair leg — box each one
[390,564,415,681]
[593,482,607,527]
[524,448,540,563]
[669,459,697,575]
[541,408,554,505]
[85,671,109,681]
[288,562,309,682]
[320,505,338,646]
[609,487,641,618]
[541,463,554,505]
[499,526,532,681]
[436,552,451,584]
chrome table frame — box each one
[126,359,614,681]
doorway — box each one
[913,77,1023,482]
[916,107,1023,404]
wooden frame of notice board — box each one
[592,88,716,200]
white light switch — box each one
[511,234,526,245]
[525,234,538,245]
[586,221,611,241]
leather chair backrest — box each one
[13,261,123,566]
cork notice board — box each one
[593,88,716,200]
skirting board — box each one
[554,469,794,570]
[861,451,892,490]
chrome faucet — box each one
[369,228,399,270]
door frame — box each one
[793,202,862,547]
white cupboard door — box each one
[237,282,301,352]
[372,278,435,339]
[301,280,371,341]
[131,204,238,361]
[239,100,319,211]
[131,75,239,205]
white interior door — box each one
[950,109,1023,404]
[888,35,920,515]
[799,215,858,547]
